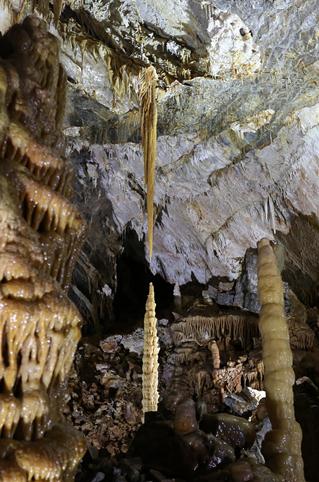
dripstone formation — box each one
[0,16,86,481]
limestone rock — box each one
[63,0,319,305]
[1,0,314,324]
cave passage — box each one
[113,229,174,329]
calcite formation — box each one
[257,239,305,482]
[0,16,86,481]
[171,305,314,352]
[55,0,319,321]
[171,314,260,351]
[142,283,159,418]
[140,66,158,259]
[164,312,265,414]
[164,291,313,417]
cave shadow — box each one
[112,229,174,332]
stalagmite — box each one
[142,283,159,419]
[0,16,86,481]
[209,340,221,369]
[257,238,305,482]
[140,66,158,260]
[173,283,182,310]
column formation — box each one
[257,238,305,482]
[0,16,86,481]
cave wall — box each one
[2,0,318,328]
[65,0,319,326]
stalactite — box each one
[27,1,65,22]
[53,0,63,24]
[173,283,182,310]
[257,238,305,482]
[171,314,259,350]
[140,66,158,260]
[142,283,159,419]
[171,312,313,352]
[201,1,214,20]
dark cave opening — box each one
[113,229,174,329]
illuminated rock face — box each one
[3,2,315,321]
[56,0,319,314]
[0,16,86,481]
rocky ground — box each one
[67,287,319,482]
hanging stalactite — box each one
[140,66,158,260]
[0,0,65,26]
[257,238,305,482]
[53,0,63,24]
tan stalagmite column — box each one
[257,238,305,482]
[140,66,158,259]
[142,283,159,419]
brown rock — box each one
[200,413,256,449]
[174,399,198,435]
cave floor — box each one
[68,298,319,482]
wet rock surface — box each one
[294,380,319,482]
[131,421,199,477]
[200,413,256,450]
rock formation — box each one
[42,0,318,324]
[140,66,158,260]
[0,2,317,481]
[142,283,159,418]
[257,239,304,482]
[0,16,86,481]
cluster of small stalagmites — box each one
[167,312,265,406]
[163,330,265,415]
[163,282,314,410]
[211,357,264,397]
[0,16,86,481]
[142,283,159,417]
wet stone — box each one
[200,413,256,450]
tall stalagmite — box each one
[257,238,305,482]
[0,16,86,481]
[142,283,159,419]
[140,66,158,260]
